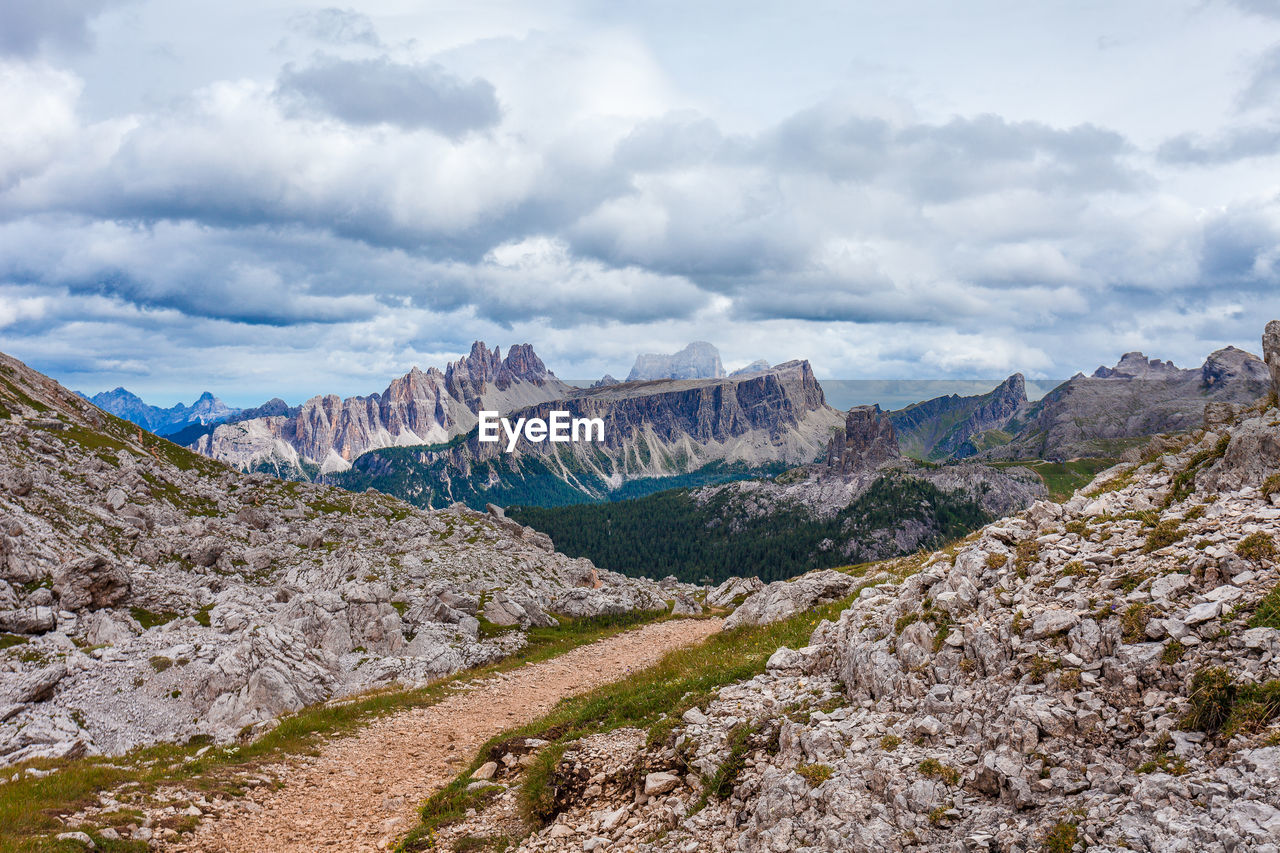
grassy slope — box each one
[0,610,689,853]
[988,458,1117,502]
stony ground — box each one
[159,617,723,853]
[434,394,1280,852]
[0,350,691,767]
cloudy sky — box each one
[2,0,1280,405]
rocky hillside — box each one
[465,323,1280,853]
[0,351,681,768]
[193,342,570,478]
[889,373,1030,461]
[988,346,1269,461]
[329,359,845,509]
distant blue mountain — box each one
[78,387,241,436]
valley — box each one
[3,324,1275,851]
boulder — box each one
[707,576,765,608]
[0,606,56,635]
[52,556,130,611]
[724,570,858,630]
[2,664,67,705]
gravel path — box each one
[171,617,723,852]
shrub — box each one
[893,612,920,636]
[1250,584,1280,630]
[1121,603,1152,643]
[1041,821,1079,853]
[1262,472,1280,500]
[1014,539,1040,577]
[918,757,959,786]
[879,734,901,751]
[796,763,834,787]
[149,655,173,673]
[1058,669,1081,691]
[1238,532,1278,564]
[1180,667,1235,733]
[1162,640,1186,666]
[1026,655,1059,683]
[1143,520,1186,553]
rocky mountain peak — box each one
[826,404,900,474]
[196,343,570,477]
[1202,345,1270,388]
[627,342,726,382]
[730,359,772,377]
[1092,351,1186,379]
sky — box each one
[2,0,1280,406]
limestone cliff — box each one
[334,360,845,508]
[195,342,571,476]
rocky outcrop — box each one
[626,342,725,382]
[826,405,900,473]
[723,570,859,629]
[0,350,686,768]
[196,342,572,476]
[988,345,1271,461]
[706,576,764,607]
[337,359,845,508]
[889,373,1029,460]
[1266,320,1280,396]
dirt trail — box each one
[172,617,723,852]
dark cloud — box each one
[1157,125,1280,164]
[288,8,383,47]
[1229,0,1280,19]
[759,109,1138,200]
[1200,208,1280,283]
[0,0,126,57]
[276,56,501,138]
[1238,44,1280,109]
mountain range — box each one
[77,387,240,436]
[331,358,844,508]
[194,342,570,478]
[78,339,1276,513]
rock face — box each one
[336,360,845,508]
[826,405,900,473]
[195,342,571,477]
[1266,320,1280,396]
[889,373,1028,461]
[79,388,239,436]
[626,342,725,382]
[0,350,682,768]
[988,345,1271,461]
